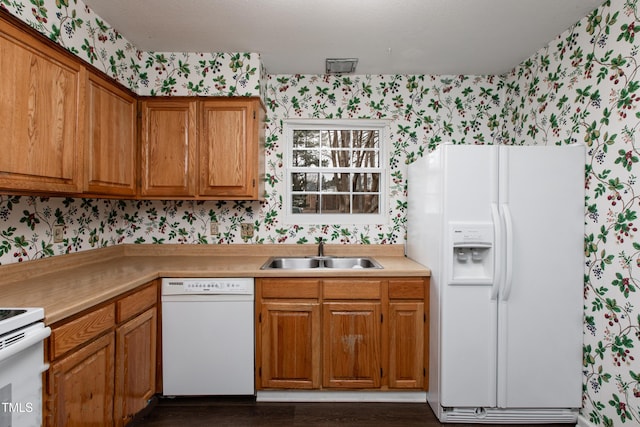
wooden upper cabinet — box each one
[0,15,84,193]
[199,98,265,199]
[85,71,137,196]
[139,99,197,197]
[140,97,264,200]
[0,14,266,200]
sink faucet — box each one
[318,238,324,257]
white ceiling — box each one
[82,0,604,76]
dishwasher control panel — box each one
[162,278,254,295]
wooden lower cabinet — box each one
[388,278,428,390]
[388,302,424,389]
[256,277,428,391]
[322,302,381,388]
[114,307,157,427]
[259,302,320,389]
[46,281,158,427]
[48,333,115,427]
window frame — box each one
[282,119,389,225]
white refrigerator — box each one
[406,144,584,423]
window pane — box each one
[320,149,332,167]
[291,173,319,191]
[292,194,319,214]
[353,194,379,214]
[320,131,331,148]
[351,149,379,167]
[321,173,350,192]
[328,150,351,167]
[353,130,379,149]
[352,173,380,192]
[322,194,350,214]
[293,149,319,167]
[293,130,321,148]
[321,130,380,149]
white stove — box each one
[0,308,45,336]
[0,307,50,427]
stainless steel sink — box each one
[261,256,382,270]
[322,257,381,269]
[262,257,321,269]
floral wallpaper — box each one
[0,0,263,96]
[262,73,502,245]
[2,0,640,425]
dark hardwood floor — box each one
[130,396,571,427]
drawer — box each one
[322,279,382,300]
[117,282,158,323]
[50,303,115,359]
[260,279,320,299]
[388,279,425,299]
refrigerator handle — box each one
[490,203,501,300]
[501,203,514,301]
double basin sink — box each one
[261,256,383,270]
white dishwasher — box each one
[161,278,254,396]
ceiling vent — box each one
[325,58,358,74]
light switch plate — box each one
[240,223,254,239]
[210,222,219,236]
[53,224,64,243]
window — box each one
[283,120,388,224]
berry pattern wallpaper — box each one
[1,0,639,425]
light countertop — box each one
[0,244,429,324]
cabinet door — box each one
[199,98,264,199]
[139,99,197,197]
[85,72,136,196]
[0,16,84,193]
[259,301,320,389]
[114,307,157,427]
[48,333,115,427]
[322,302,381,388]
[389,302,424,389]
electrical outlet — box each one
[53,224,64,243]
[240,223,254,239]
[210,222,219,236]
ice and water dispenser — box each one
[448,223,493,285]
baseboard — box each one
[256,390,427,403]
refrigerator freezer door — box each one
[439,145,498,408]
[496,145,584,408]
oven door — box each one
[0,322,51,427]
